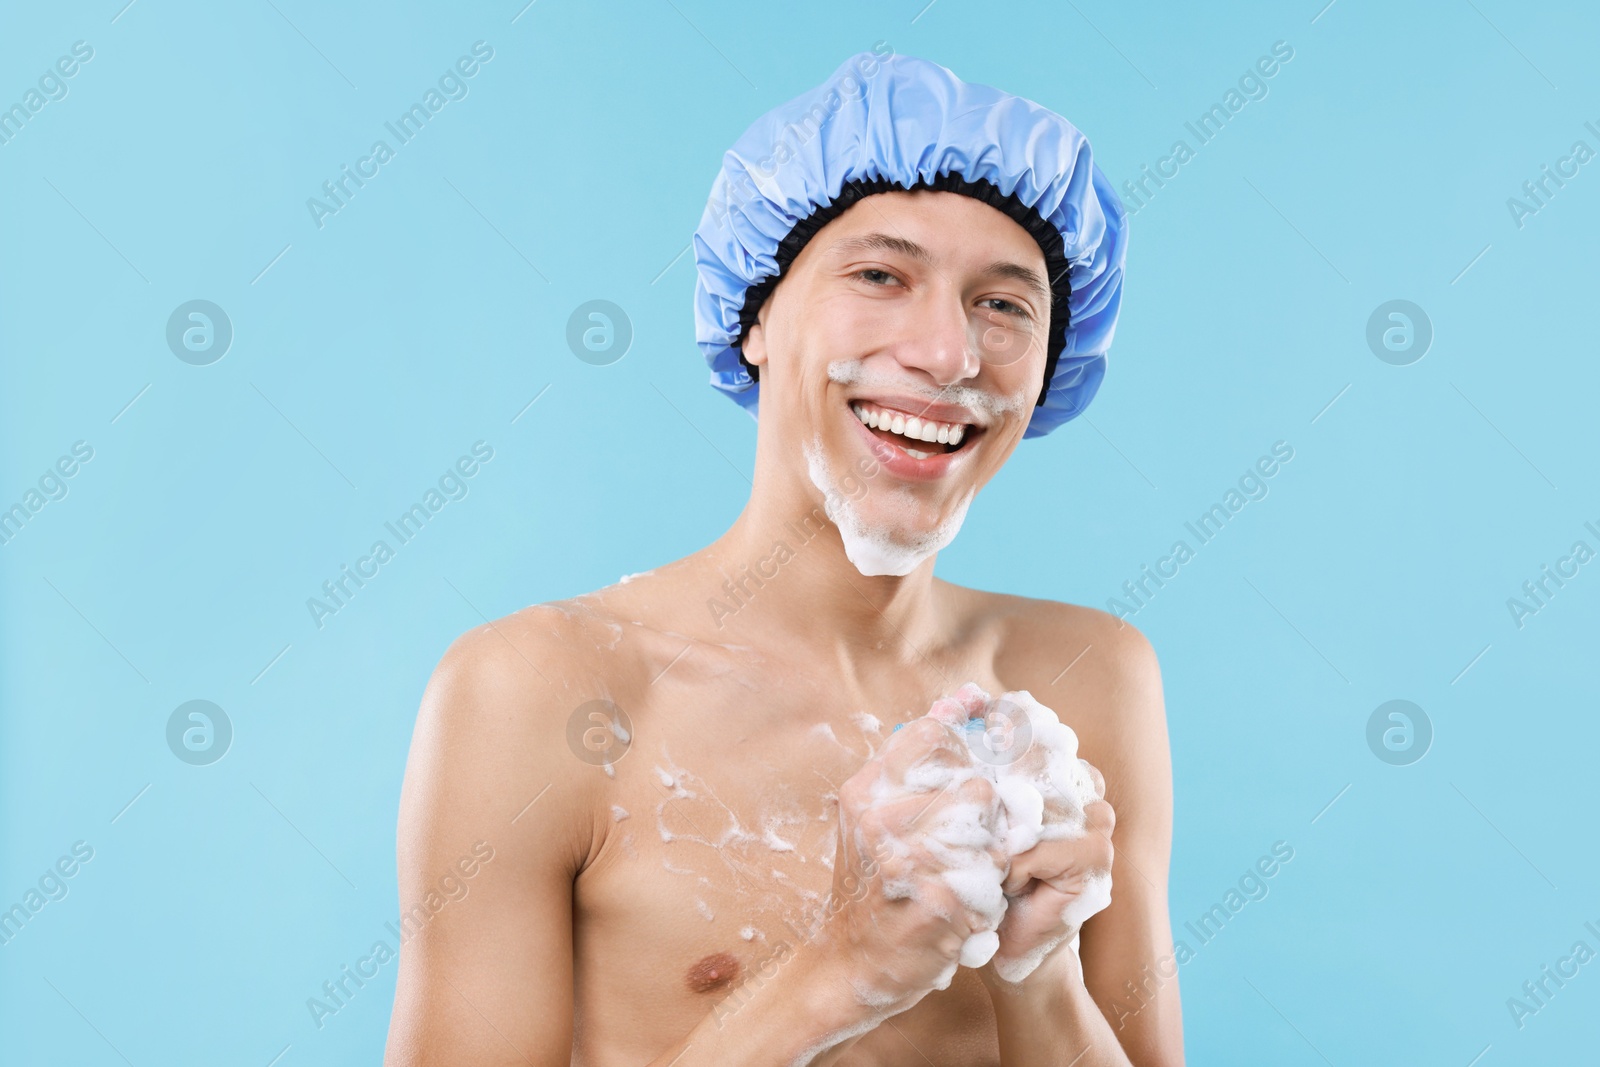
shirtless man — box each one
[384,53,1182,1065]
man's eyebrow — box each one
[826,232,934,264]
[830,233,1050,306]
[980,260,1051,306]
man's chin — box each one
[826,490,978,578]
[803,433,979,578]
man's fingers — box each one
[925,696,969,728]
[1085,797,1115,838]
[948,682,991,718]
[880,717,963,784]
[1082,759,1106,801]
[1001,827,1115,894]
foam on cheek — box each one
[826,359,865,386]
[825,359,1031,423]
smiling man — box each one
[385,52,1181,1066]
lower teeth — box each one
[904,447,932,459]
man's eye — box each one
[981,298,1031,319]
[858,269,899,286]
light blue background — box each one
[3,1,1596,1064]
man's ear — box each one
[742,320,769,369]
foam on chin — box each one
[802,436,976,578]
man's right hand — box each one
[811,703,1010,1016]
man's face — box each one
[741,189,1052,573]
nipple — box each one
[684,951,742,994]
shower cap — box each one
[691,50,1128,439]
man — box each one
[385,51,1182,1065]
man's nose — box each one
[893,291,982,387]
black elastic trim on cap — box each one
[732,171,1072,408]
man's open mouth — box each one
[850,400,980,460]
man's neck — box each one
[695,471,949,672]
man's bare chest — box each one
[566,656,1011,1063]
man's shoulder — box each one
[420,595,647,755]
[955,585,1158,680]
[960,586,1164,739]
[970,590,1169,805]
[401,600,617,879]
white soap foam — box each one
[863,684,1111,977]
[962,685,1109,975]
[930,955,961,990]
[1060,868,1114,931]
[739,925,760,941]
[611,805,630,822]
[802,436,978,578]
[810,722,841,746]
[618,570,653,584]
[608,714,631,744]
[960,929,1001,968]
[695,898,715,921]
[850,731,1006,983]
[789,1016,881,1067]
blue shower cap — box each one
[691,50,1128,439]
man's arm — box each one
[985,608,1183,1066]
[1077,619,1182,1063]
[384,620,592,1066]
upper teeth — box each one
[851,402,967,447]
